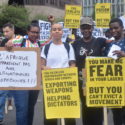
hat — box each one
[80,17,94,26]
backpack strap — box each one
[37,41,41,47]
[63,42,70,58]
[44,42,70,58]
[21,38,26,47]
[44,42,52,58]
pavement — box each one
[3,91,114,125]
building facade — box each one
[24,0,81,9]
[0,0,81,18]
[82,0,125,18]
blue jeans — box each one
[11,90,29,125]
[0,90,8,120]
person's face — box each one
[3,27,14,39]
[27,26,40,41]
[109,22,123,40]
[80,24,93,39]
[51,24,63,40]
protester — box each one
[0,91,7,125]
[105,18,125,125]
[5,23,41,125]
[41,23,76,125]
[7,92,13,111]
[25,23,41,125]
[1,23,28,125]
[72,17,107,125]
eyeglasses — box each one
[30,31,40,34]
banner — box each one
[95,3,111,28]
[64,5,82,28]
[0,47,41,90]
[42,67,80,119]
[86,57,125,107]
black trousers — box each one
[112,107,125,125]
[79,81,103,125]
[28,90,39,125]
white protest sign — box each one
[58,22,71,42]
[108,44,121,59]
[0,48,41,90]
[39,20,51,42]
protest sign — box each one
[86,57,125,84]
[0,47,41,90]
[39,20,51,46]
[95,3,111,28]
[64,5,82,28]
[86,57,125,107]
[42,67,80,119]
[86,83,125,107]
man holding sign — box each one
[106,18,125,125]
[73,17,107,125]
[41,23,76,125]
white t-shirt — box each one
[41,42,75,68]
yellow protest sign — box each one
[95,3,111,28]
[86,57,125,84]
[86,83,125,107]
[42,67,80,119]
[86,57,125,107]
[64,5,82,28]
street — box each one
[3,91,114,125]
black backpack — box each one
[44,42,70,58]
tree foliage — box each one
[0,5,29,35]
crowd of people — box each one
[0,15,125,125]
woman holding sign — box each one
[2,23,41,125]
[41,23,76,125]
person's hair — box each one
[31,20,39,25]
[2,23,15,30]
[27,23,40,31]
[109,18,123,28]
[51,23,63,30]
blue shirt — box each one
[105,38,125,55]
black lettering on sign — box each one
[114,65,122,76]
[106,87,122,93]
[105,65,113,76]
[97,65,104,76]
[90,66,96,77]
[89,87,104,93]
[90,65,122,77]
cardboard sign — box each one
[42,67,80,119]
[95,3,111,28]
[64,5,82,28]
[0,47,41,90]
